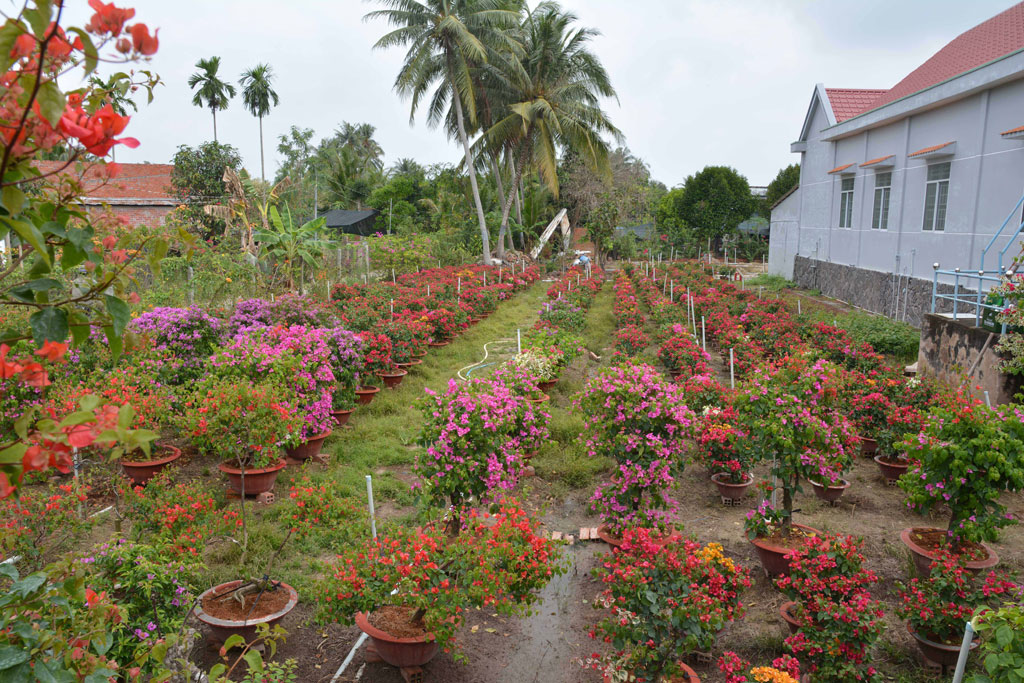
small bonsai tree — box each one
[586,530,751,682]
[317,502,562,661]
[899,395,1024,548]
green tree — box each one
[482,2,620,260]
[170,142,243,241]
[677,165,752,243]
[188,56,236,143]
[367,0,523,264]
[256,206,331,291]
[239,63,280,182]
[764,163,800,214]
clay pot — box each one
[195,580,298,644]
[750,524,822,577]
[396,359,423,371]
[597,525,679,549]
[900,527,999,576]
[874,454,908,483]
[601,663,701,683]
[779,601,802,635]
[331,409,354,427]
[529,393,550,405]
[810,478,850,503]
[121,445,182,486]
[711,472,753,502]
[412,350,428,359]
[355,611,439,668]
[355,385,380,406]
[536,379,557,393]
[906,623,978,668]
[380,369,408,389]
[428,340,449,348]
[217,460,286,496]
[284,430,331,462]
[860,437,879,457]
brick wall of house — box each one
[87,204,174,228]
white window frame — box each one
[838,176,855,228]
[872,171,892,230]
[922,162,950,232]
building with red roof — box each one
[34,160,177,228]
[770,2,1024,325]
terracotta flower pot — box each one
[874,454,908,483]
[860,437,879,457]
[779,601,801,635]
[412,350,428,359]
[536,379,556,393]
[380,369,408,389]
[711,472,753,502]
[900,527,999,576]
[907,623,978,668]
[396,359,423,371]
[355,611,439,668]
[355,385,380,406]
[597,524,679,549]
[217,460,286,496]
[428,340,449,348]
[810,478,850,503]
[284,430,332,462]
[750,523,822,577]
[195,580,298,644]
[331,409,354,427]
[121,445,182,486]
[601,663,700,683]
[529,393,550,405]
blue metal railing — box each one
[930,266,1007,332]
[980,193,1024,275]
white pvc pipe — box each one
[951,621,975,683]
[366,475,377,539]
[729,348,735,389]
[701,316,706,352]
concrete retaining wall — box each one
[917,313,1022,405]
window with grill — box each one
[922,162,950,231]
[838,176,855,228]
[872,172,891,230]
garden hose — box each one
[457,338,517,381]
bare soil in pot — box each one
[356,606,440,669]
[195,580,298,644]
[750,524,821,577]
[900,527,999,575]
[121,444,182,485]
[380,369,408,389]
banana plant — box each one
[255,206,331,292]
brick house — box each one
[34,160,177,228]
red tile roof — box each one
[908,141,955,158]
[32,161,176,205]
[828,163,855,174]
[825,4,1024,124]
[1001,124,1024,135]
[825,88,889,123]
[860,155,895,167]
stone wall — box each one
[918,313,1022,405]
[792,256,970,327]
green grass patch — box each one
[745,274,796,292]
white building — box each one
[769,2,1024,323]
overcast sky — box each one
[64,0,1017,187]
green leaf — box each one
[58,410,96,428]
[11,573,45,598]
[29,307,68,345]
[1,186,26,215]
[91,633,113,656]
[103,325,122,361]
[1,217,50,266]
[68,312,89,346]
[221,634,246,652]
[67,28,97,74]
[0,21,24,75]
[117,404,136,430]
[0,443,27,465]
[23,5,48,39]
[104,295,130,337]
[996,624,1014,647]
[59,241,86,270]
[35,79,64,128]
[8,278,60,304]
[242,649,264,673]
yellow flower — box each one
[225,277,232,283]
[750,667,798,683]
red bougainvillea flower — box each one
[10,33,35,59]
[0,344,22,379]
[34,340,68,363]
[59,103,139,157]
[0,473,12,499]
[85,0,136,36]
[129,24,158,55]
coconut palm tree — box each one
[482,2,620,260]
[188,56,236,143]
[239,63,280,182]
[366,0,522,264]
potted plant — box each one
[895,551,1020,670]
[178,377,302,495]
[897,396,1024,573]
[415,379,536,533]
[510,349,558,393]
[317,502,561,668]
[327,327,363,427]
[585,530,750,683]
[848,391,893,456]
[359,330,405,389]
[576,363,694,544]
[658,329,712,378]
[718,652,800,683]
[613,324,649,360]
[696,405,755,503]
[873,404,923,483]
[775,535,885,682]
[967,603,1024,683]
[734,359,854,575]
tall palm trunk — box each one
[491,154,507,258]
[451,75,491,264]
[212,108,218,143]
[510,156,524,250]
[497,134,530,261]
[258,115,265,182]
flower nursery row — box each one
[566,260,1024,681]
